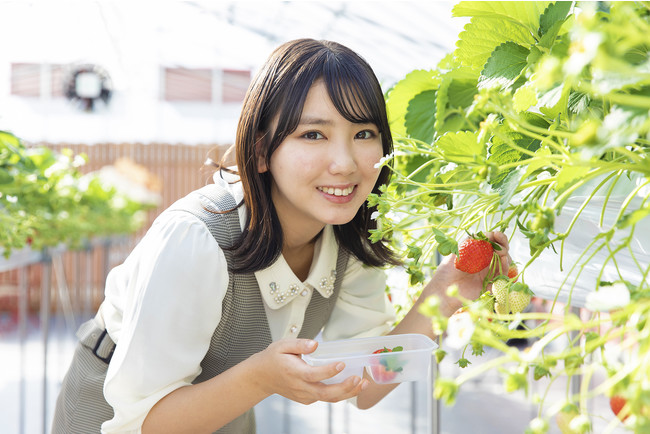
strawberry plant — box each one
[0,130,153,257]
[372,1,650,432]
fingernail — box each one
[336,362,345,372]
[305,340,316,350]
[352,376,360,386]
[361,380,369,390]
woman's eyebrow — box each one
[298,116,333,126]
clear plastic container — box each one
[302,333,438,385]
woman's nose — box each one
[329,140,357,175]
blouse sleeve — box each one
[321,258,395,341]
[100,210,228,433]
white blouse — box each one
[96,173,395,433]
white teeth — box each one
[319,186,354,196]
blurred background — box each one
[1,0,462,145]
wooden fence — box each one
[0,142,230,322]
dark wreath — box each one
[63,64,113,112]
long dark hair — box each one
[212,38,400,272]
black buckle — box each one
[92,329,115,364]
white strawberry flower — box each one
[445,311,475,350]
[585,283,631,312]
[373,153,393,169]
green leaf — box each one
[539,1,573,36]
[393,153,432,180]
[436,67,479,132]
[432,227,459,256]
[533,364,551,380]
[498,167,524,209]
[523,146,554,180]
[554,166,590,194]
[0,168,13,184]
[453,1,551,35]
[538,83,570,118]
[386,70,440,138]
[435,131,486,163]
[489,128,542,188]
[617,203,650,229]
[454,17,538,70]
[513,83,538,111]
[479,42,530,91]
[0,130,22,150]
[567,91,591,114]
[405,89,437,144]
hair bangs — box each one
[323,65,381,127]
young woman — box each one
[53,38,510,433]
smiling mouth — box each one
[317,186,355,197]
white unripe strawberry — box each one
[508,287,532,313]
[491,277,509,305]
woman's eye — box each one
[302,131,324,140]
[355,130,376,139]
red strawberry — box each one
[610,395,629,421]
[454,233,498,274]
[370,346,403,383]
[507,263,518,280]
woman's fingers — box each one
[487,231,511,274]
[300,374,368,404]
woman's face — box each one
[260,79,383,240]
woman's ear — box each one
[255,133,269,173]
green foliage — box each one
[0,131,154,256]
[378,1,650,430]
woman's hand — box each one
[249,338,367,405]
[426,231,511,316]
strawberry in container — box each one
[369,346,404,383]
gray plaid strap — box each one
[168,184,242,260]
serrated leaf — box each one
[386,70,440,138]
[539,1,572,36]
[498,167,524,209]
[489,131,542,187]
[479,42,530,90]
[453,1,551,35]
[513,83,538,111]
[435,131,485,163]
[405,89,437,144]
[438,68,479,110]
[436,68,479,132]
[554,166,590,194]
[567,91,591,114]
[455,18,537,70]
